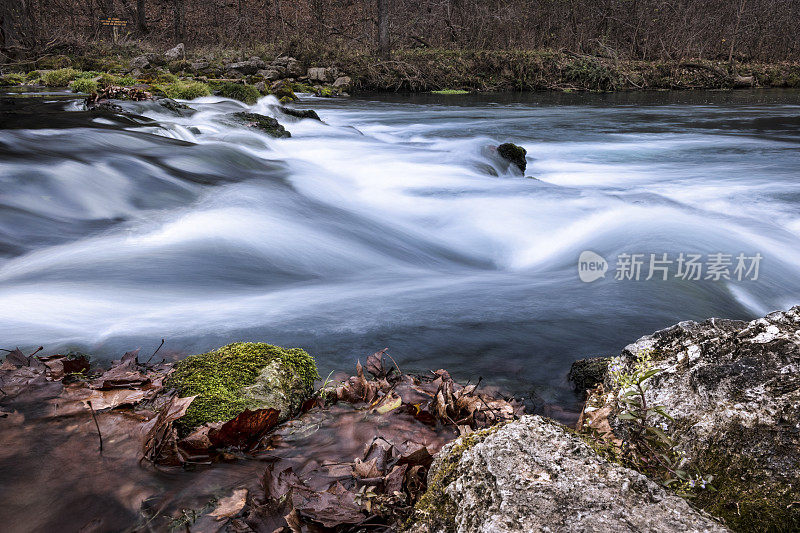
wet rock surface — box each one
[230,111,291,138]
[496,142,527,173]
[594,307,800,531]
[408,415,728,533]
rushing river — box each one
[1,88,799,411]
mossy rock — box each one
[271,85,297,102]
[70,78,98,94]
[232,112,291,138]
[407,424,507,532]
[41,68,80,87]
[278,106,321,121]
[497,142,527,173]
[0,73,26,86]
[161,81,211,100]
[165,342,318,431]
[217,82,262,105]
[74,70,101,79]
[314,86,337,98]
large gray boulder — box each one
[592,308,800,531]
[408,415,728,532]
[307,67,329,82]
[165,43,185,61]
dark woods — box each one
[2,0,799,61]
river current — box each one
[1,88,799,409]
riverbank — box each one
[2,43,800,94]
[2,308,797,531]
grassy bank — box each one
[2,42,800,93]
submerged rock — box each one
[230,112,291,138]
[407,415,727,532]
[497,142,527,173]
[164,342,318,430]
[568,356,611,395]
[277,106,321,121]
[594,307,800,531]
[156,97,192,114]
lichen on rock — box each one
[593,307,800,532]
[164,342,318,430]
[407,415,728,532]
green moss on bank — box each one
[160,81,211,100]
[216,82,262,104]
[408,423,507,532]
[164,342,318,430]
[691,427,800,532]
[70,77,98,94]
[41,68,80,87]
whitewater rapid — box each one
[1,89,799,404]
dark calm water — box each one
[1,88,799,409]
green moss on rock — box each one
[165,342,318,430]
[162,81,211,100]
[70,77,98,94]
[691,426,800,532]
[232,112,291,138]
[41,68,80,87]
[408,423,508,532]
[497,142,527,173]
[0,73,26,86]
[217,82,262,105]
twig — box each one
[383,350,402,376]
[145,338,165,365]
[87,401,103,453]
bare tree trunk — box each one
[173,0,183,40]
[728,0,747,67]
[377,0,389,58]
[136,0,148,33]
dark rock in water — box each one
[568,356,611,394]
[277,106,320,121]
[407,416,729,532]
[231,112,290,138]
[497,142,527,173]
[593,307,800,532]
[157,97,192,114]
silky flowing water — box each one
[2,88,800,409]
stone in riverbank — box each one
[407,415,728,533]
[164,342,318,430]
[593,308,800,532]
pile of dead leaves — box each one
[87,85,153,103]
[2,345,524,532]
[192,348,525,532]
[0,346,164,420]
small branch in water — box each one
[87,401,103,453]
[145,338,165,365]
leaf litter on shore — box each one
[0,345,524,531]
